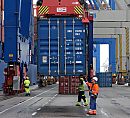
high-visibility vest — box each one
[24,79,30,87]
[78,84,85,91]
[86,82,99,95]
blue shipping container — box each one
[38,17,87,76]
[4,0,31,63]
[20,0,32,39]
[96,72,112,87]
[4,0,20,62]
[27,64,37,85]
[0,42,2,59]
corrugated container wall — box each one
[96,72,112,87]
[20,0,32,39]
[0,0,1,42]
[4,0,32,63]
[59,76,79,94]
[4,0,20,62]
[0,0,4,59]
[30,2,35,63]
[0,0,4,43]
[38,17,87,76]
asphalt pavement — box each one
[0,84,130,118]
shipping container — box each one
[59,76,70,94]
[0,42,2,58]
[69,76,79,94]
[20,0,32,39]
[59,76,79,94]
[0,0,1,42]
[0,0,4,43]
[96,72,112,87]
[27,64,37,85]
[4,0,32,63]
[37,17,87,76]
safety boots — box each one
[87,110,96,115]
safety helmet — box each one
[112,74,116,77]
[26,76,29,80]
[80,77,84,81]
[92,77,98,82]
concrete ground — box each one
[0,84,130,118]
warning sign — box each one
[57,7,67,12]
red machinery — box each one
[36,0,92,23]
[3,62,26,95]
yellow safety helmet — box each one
[80,77,84,81]
[26,76,29,80]
[112,74,116,77]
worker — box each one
[76,75,88,106]
[24,76,31,96]
[86,76,99,115]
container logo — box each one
[57,7,67,12]
[72,2,79,5]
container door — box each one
[38,17,86,76]
[65,18,86,75]
[50,19,59,75]
[38,18,59,76]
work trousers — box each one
[78,91,86,103]
[25,86,30,94]
[90,96,97,110]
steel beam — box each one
[88,0,95,9]
[92,0,100,10]
[109,0,115,10]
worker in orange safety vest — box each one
[86,76,99,115]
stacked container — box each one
[0,0,4,59]
[59,76,70,94]
[96,72,112,87]
[69,76,79,94]
[59,76,80,95]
